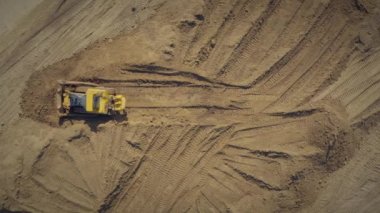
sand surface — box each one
[0,0,379,212]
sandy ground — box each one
[0,0,42,35]
[0,0,379,212]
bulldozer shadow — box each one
[58,113,127,132]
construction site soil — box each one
[0,0,380,212]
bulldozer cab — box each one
[85,88,110,114]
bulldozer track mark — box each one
[31,142,52,169]
[181,0,238,64]
[225,145,290,160]
[267,108,323,118]
[117,158,134,167]
[252,2,333,91]
[326,70,378,107]
[217,0,307,86]
[193,126,233,167]
[225,144,252,152]
[193,199,200,213]
[213,166,245,186]
[257,1,334,89]
[0,45,38,76]
[92,2,114,19]
[17,196,62,213]
[122,64,246,88]
[152,125,233,212]
[167,126,203,161]
[207,173,235,192]
[189,0,251,66]
[266,20,349,109]
[162,126,193,154]
[195,131,216,151]
[31,176,95,212]
[126,139,143,151]
[196,0,272,75]
[352,111,380,129]
[223,158,260,167]
[250,150,290,159]
[290,23,354,104]
[217,0,281,76]
[231,120,299,138]
[166,185,200,213]
[118,176,146,210]
[0,0,84,75]
[226,163,283,191]
[145,127,165,152]
[126,105,242,110]
[59,149,97,196]
[199,126,232,151]
[122,64,215,84]
[254,0,304,62]
[345,78,380,107]
[50,1,97,41]
[329,51,380,95]
[5,0,98,80]
[54,0,98,37]
[200,191,222,213]
[82,77,202,88]
[238,154,279,164]
[178,127,213,157]
[55,0,67,13]
[55,174,97,203]
[156,130,178,151]
[301,47,357,106]
[30,176,54,194]
[98,156,146,213]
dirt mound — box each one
[21,58,77,126]
[1,0,380,212]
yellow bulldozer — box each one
[56,80,126,116]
